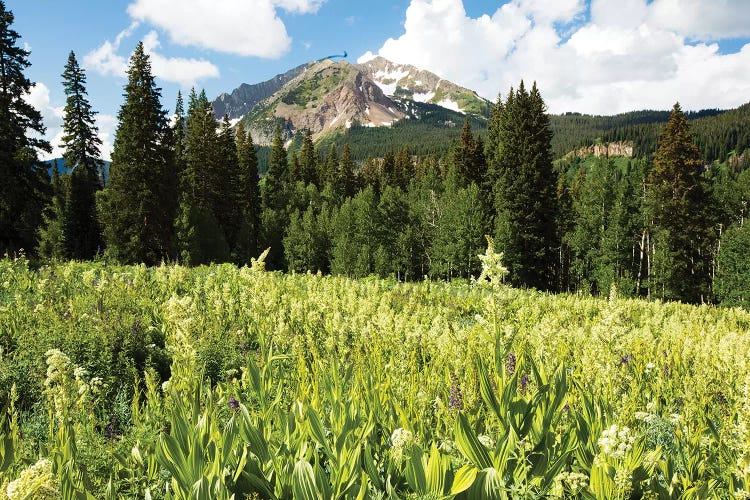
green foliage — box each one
[486,81,559,291]
[97,42,176,265]
[0,1,51,257]
[0,257,749,497]
[233,121,262,264]
[59,51,104,261]
[646,103,716,303]
[715,222,750,306]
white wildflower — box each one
[478,434,495,449]
[5,459,58,499]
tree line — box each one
[2,1,749,305]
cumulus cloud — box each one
[127,0,326,58]
[364,0,750,114]
[23,82,118,161]
[22,82,64,159]
[84,24,219,87]
[142,31,220,86]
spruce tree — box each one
[37,161,67,259]
[320,143,337,187]
[334,142,355,200]
[60,51,103,260]
[233,121,261,263]
[261,125,289,269]
[646,103,715,302]
[299,129,317,185]
[172,91,186,173]
[176,89,229,264]
[0,1,51,255]
[485,81,559,290]
[97,42,176,264]
[379,150,397,189]
[217,114,240,246]
[452,118,484,187]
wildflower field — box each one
[0,252,749,499]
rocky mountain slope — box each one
[212,57,490,145]
[212,63,310,121]
[357,56,489,116]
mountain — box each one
[212,63,310,121]
[357,56,490,116]
[44,158,111,184]
[210,58,750,167]
[211,57,490,145]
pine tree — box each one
[333,142,355,200]
[0,1,51,255]
[262,125,289,212]
[97,42,176,264]
[261,125,289,269]
[379,150,397,189]
[320,143,337,187]
[646,103,715,302]
[37,161,66,259]
[217,114,240,246]
[172,91,186,173]
[233,121,261,263]
[485,81,559,290]
[60,51,103,260]
[176,89,229,264]
[299,129,317,185]
[452,118,484,187]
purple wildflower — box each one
[620,353,633,366]
[449,376,464,411]
[506,353,517,376]
[104,422,115,440]
[228,397,240,411]
[520,373,529,393]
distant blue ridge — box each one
[44,158,111,185]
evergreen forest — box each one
[0,8,746,306]
[3,3,750,497]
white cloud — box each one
[23,82,118,162]
[84,25,219,87]
[22,82,64,159]
[364,0,750,114]
[95,114,117,162]
[272,0,325,14]
[127,0,326,58]
[83,23,138,78]
[142,31,220,87]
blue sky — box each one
[8,0,750,160]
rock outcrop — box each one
[570,141,635,159]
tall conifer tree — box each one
[176,89,229,264]
[97,42,176,264]
[261,125,289,269]
[233,121,261,262]
[646,103,715,302]
[0,1,51,255]
[485,81,559,290]
[60,51,103,260]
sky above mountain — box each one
[9,0,750,160]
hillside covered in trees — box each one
[2,1,750,306]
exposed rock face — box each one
[571,141,635,158]
[244,60,406,144]
[356,56,489,116]
[211,63,310,120]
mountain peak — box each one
[211,57,489,144]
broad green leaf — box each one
[455,412,493,470]
[450,464,478,495]
[292,459,321,500]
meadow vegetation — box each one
[1,246,749,498]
